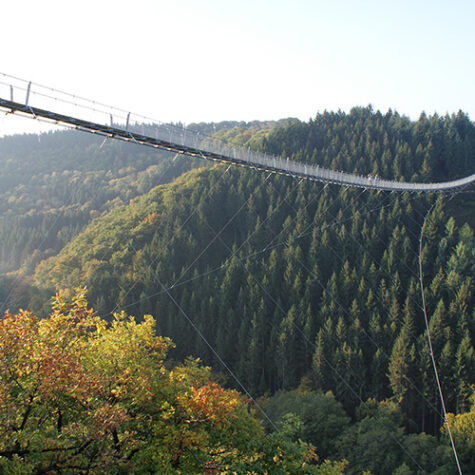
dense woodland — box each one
[1,107,474,473]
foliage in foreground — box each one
[0,289,345,474]
[443,392,475,473]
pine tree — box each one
[312,329,329,391]
[455,330,475,412]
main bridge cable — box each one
[419,201,463,474]
[2,70,470,198]
[1,73,474,194]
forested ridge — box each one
[0,120,275,305]
[1,107,474,473]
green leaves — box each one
[0,290,331,473]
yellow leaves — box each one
[302,442,319,464]
[71,286,89,309]
[177,382,244,430]
[171,357,212,388]
[0,289,328,473]
[159,401,176,421]
[442,406,475,447]
[142,212,161,226]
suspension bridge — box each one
[0,74,474,193]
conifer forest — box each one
[1,107,474,473]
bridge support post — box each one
[25,82,31,106]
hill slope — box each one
[1,107,475,472]
[26,108,475,439]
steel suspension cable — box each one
[418,202,463,474]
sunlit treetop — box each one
[0,288,345,474]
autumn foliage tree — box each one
[0,289,344,474]
[443,391,475,473]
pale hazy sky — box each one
[1,0,474,136]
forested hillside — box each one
[0,120,276,308]
[1,107,474,473]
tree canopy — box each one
[0,289,344,474]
